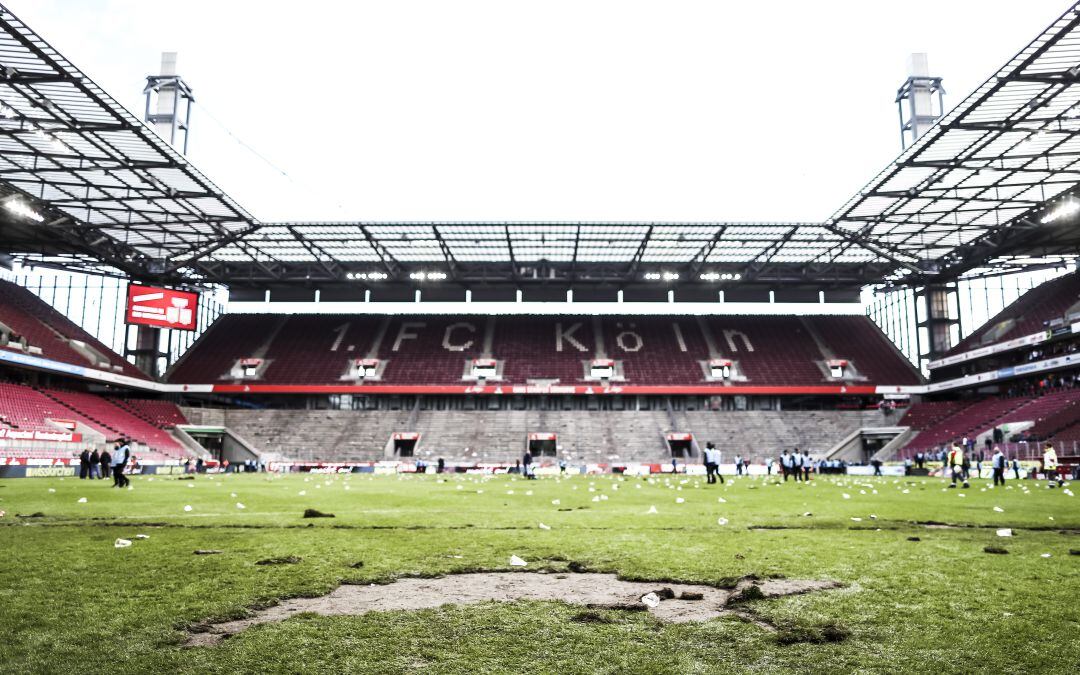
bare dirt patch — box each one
[184,572,841,647]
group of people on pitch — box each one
[946,441,1063,489]
[76,440,132,487]
[700,444,813,483]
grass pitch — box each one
[0,470,1078,674]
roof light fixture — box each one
[1040,199,1080,225]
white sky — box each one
[4,0,1070,224]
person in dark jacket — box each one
[99,448,111,480]
[88,448,100,479]
[78,448,91,479]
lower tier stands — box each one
[900,388,1080,456]
[168,313,922,387]
[183,406,888,464]
[0,382,189,459]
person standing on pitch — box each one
[801,449,812,481]
[1012,456,1021,480]
[948,441,968,489]
[522,448,534,480]
[112,440,130,488]
[1043,443,1062,488]
[703,442,717,484]
[99,446,111,480]
[791,449,803,482]
[991,446,1007,486]
[780,450,790,481]
[77,447,91,479]
[88,448,100,479]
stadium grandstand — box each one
[3,0,1080,481]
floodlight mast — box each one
[894,55,957,367]
[130,52,195,378]
[144,52,194,154]
[896,53,945,150]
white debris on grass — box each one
[538,522,551,530]
[551,499,560,505]
[236,503,246,509]
[717,518,729,526]
[994,506,1004,513]
[48,488,55,493]
[184,505,193,512]
[675,497,685,504]
[135,534,150,540]
[114,539,132,548]
[641,592,661,608]
[509,555,528,567]
[77,497,87,503]
[647,505,658,514]
[842,493,851,500]
[1041,553,1052,558]
[996,529,1013,537]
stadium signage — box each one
[0,428,81,442]
[927,330,1049,370]
[126,284,199,331]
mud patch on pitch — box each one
[183,572,841,647]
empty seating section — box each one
[0,280,145,378]
[949,273,1080,355]
[40,388,185,455]
[112,399,188,428]
[0,383,76,433]
[379,317,485,384]
[168,314,920,386]
[901,390,1080,455]
[496,317,594,384]
[898,400,970,430]
[603,317,709,384]
[704,317,825,385]
[805,316,922,385]
[168,314,274,382]
[207,407,888,464]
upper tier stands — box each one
[948,272,1080,356]
[168,314,922,386]
[0,280,146,379]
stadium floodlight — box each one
[3,199,45,223]
[409,271,448,281]
[700,272,743,282]
[662,271,680,281]
[347,271,389,281]
[1040,199,1080,225]
[643,272,661,280]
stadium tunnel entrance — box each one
[667,433,694,458]
[527,432,557,457]
[390,432,420,458]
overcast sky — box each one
[4,0,1069,224]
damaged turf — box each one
[183,572,842,647]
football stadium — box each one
[1,1,1080,672]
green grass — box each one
[0,471,1078,673]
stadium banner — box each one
[126,284,199,331]
[927,330,1049,370]
[0,464,78,478]
[0,428,81,442]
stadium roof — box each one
[3,2,1080,291]
[0,3,259,279]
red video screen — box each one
[125,284,199,331]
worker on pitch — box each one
[1043,443,1063,488]
[948,441,969,489]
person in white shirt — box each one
[791,449,804,482]
[991,447,1007,486]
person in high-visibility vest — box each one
[1043,443,1063,488]
[948,442,968,488]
